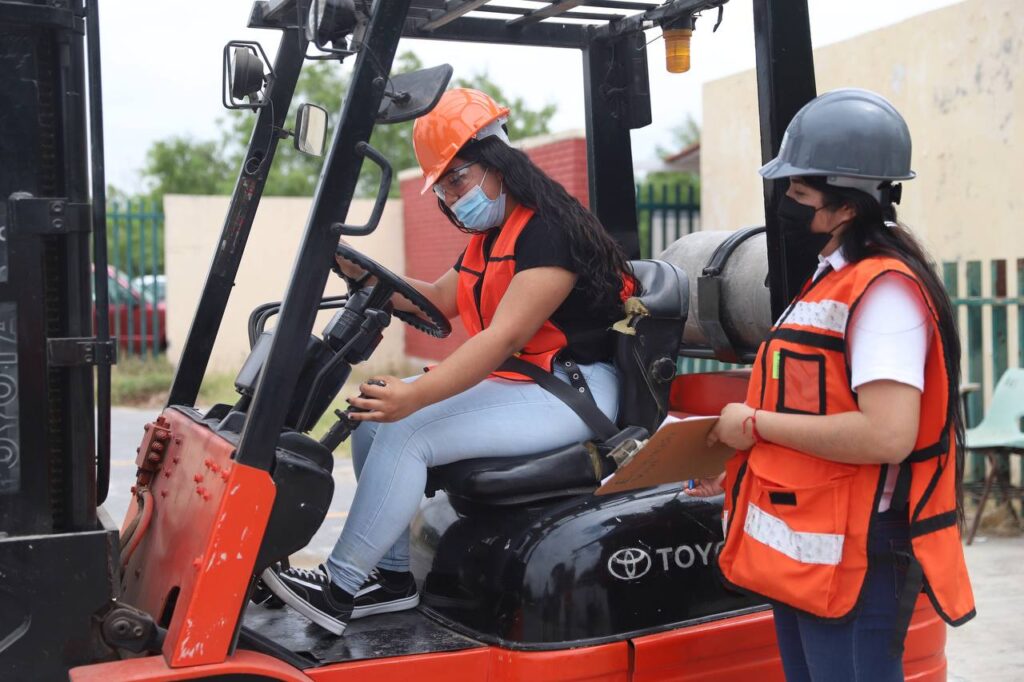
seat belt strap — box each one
[499,356,619,441]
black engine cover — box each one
[410,485,763,647]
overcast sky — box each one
[96,0,963,192]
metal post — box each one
[167,28,309,407]
[752,0,816,319]
[235,0,413,471]
[583,35,641,259]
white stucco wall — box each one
[164,195,407,377]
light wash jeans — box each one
[325,361,619,595]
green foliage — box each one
[134,52,560,203]
[454,71,557,142]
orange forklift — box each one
[0,0,947,679]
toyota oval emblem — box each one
[607,547,652,581]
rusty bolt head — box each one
[193,557,202,570]
[193,473,203,483]
[175,438,182,445]
[172,456,180,464]
[136,447,141,454]
[160,490,168,498]
[130,485,137,494]
[220,470,230,481]
[163,470,170,478]
[210,462,220,472]
[144,424,151,432]
[202,491,211,501]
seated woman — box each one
[264,88,635,636]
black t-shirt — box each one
[453,214,623,364]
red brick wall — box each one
[402,135,589,362]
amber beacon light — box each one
[663,27,693,73]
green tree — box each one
[139,52,560,202]
[636,115,701,257]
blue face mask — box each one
[451,170,506,232]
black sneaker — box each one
[261,564,353,635]
[351,568,420,619]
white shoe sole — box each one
[261,567,347,636]
[352,592,420,619]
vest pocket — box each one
[732,465,855,616]
[776,349,826,415]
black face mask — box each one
[777,195,831,254]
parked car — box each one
[130,274,166,304]
[92,266,167,354]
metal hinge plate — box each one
[7,194,91,236]
[48,338,118,367]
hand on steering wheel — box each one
[333,242,451,339]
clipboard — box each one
[594,416,734,496]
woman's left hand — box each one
[707,402,757,451]
[347,376,422,423]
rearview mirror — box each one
[222,41,274,110]
[376,64,454,124]
[294,104,328,157]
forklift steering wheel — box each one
[334,243,451,339]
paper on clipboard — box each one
[594,416,734,496]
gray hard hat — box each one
[759,88,915,201]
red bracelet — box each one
[743,411,764,444]
[751,410,764,443]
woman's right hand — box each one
[682,472,726,497]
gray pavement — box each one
[106,407,1023,679]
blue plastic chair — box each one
[965,368,1024,544]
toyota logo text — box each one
[607,548,652,580]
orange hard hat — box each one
[413,88,510,194]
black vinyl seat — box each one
[426,441,606,506]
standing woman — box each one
[263,88,635,636]
[708,89,975,681]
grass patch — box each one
[111,356,175,407]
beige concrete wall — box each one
[164,195,407,377]
[702,0,1024,405]
[702,0,1023,264]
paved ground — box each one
[106,407,1023,680]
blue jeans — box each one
[325,361,619,595]
[772,509,911,682]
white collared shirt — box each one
[814,247,932,511]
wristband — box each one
[751,410,764,443]
[743,410,765,444]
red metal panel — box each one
[630,609,783,682]
[119,409,276,668]
[69,650,311,682]
[668,370,751,416]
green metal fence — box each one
[104,200,165,358]
[636,183,700,258]
[943,258,1024,483]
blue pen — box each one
[687,479,694,490]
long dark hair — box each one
[440,135,634,305]
[806,176,966,528]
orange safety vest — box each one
[718,255,975,630]
[455,204,632,381]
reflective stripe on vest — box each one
[718,256,975,627]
